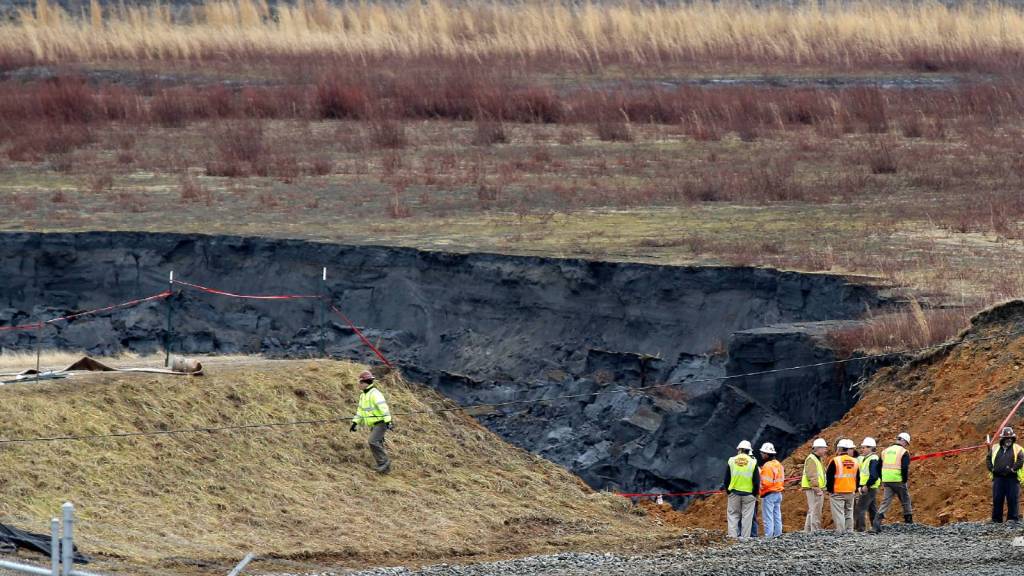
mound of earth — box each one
[681,299,1024,531]
[0,360,672,574]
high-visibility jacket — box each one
[801,453,825,489]
[858,453,881,489]
[989,443,1024,482]
[760,460,785,496]
[728,453,757,493]
[881,445,908,483]
[353,384,392,427]
[833,454,859,494]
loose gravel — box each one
[262,523,1024,576]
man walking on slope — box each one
[827,438,859,533]
[724,440,760,538]
[349,370,393,474]
[759,442,784,537]
[855,437,881,532]
[802,438,828,532]
[874,432,913,531]
[987,426,1024,523]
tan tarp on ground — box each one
[1,356,203,383]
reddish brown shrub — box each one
[315,74,368,119]
[38,77,97,123]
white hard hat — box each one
[812,438,828,449]
[737,440,753,451]
[837,438,855,450]
[759,442,776,454]
[861,437,877,448]
[898,432,912,444]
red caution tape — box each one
[328,304,394,369]
[0,290,172,332]
[172,277,396,370]
[0,321,43,332]
[617,475,804,499]
[45,291,172,324]
[992,391,1024,443]
[911,443,987,462]
[173,280,320,300]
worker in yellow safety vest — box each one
[350,370,393,474]
[854,437,881,532]
[873,432,912,531]
[723,440,760,538]
[987,426,1024,523]
[801,438,828,533]
[826,439,859,533]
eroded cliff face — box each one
[0,232,893,499]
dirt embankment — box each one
[682,300,1024,531]
[0,360,673,574]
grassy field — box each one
[3,1,1024,351]
[6,0,1024,72]
[0,359,675,574]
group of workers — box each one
[345,370,1024,532]
[725,426,1024,538]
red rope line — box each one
[172,280,320,300]
[0,290,172,332]
[327,304,394,368]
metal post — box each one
[164,271,174,367]
[50,518,59,576]
[61,503,73,576]
[35,318,43,380]
[226,552,256,576]
[319,267,327,358]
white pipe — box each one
[50,518,59,576]
[60,503,73,576]
[0,559,54,576]
[226,552,256,576]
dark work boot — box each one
[904,514,914,524]
[872,513,884,532]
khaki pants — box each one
[368,423,391,472]
[830,492,856,532]
[726,493,756,538]
[803,489,824,533]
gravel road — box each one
[264,523,1024,576]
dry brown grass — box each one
[0,360,667,574]
[0,350,165,372]
[5,0,1024,70]
[825,302,974,356]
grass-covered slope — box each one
[0,360,667,573]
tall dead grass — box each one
[5,0,1024,70]
[826,300,973,356]
[0,360,658,571]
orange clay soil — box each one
[682,300,1024,532]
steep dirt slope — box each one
[0,360,672,574]
[682,300,1024,531]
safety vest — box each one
[801,453,825,489]
[353,384,392,427]
[989,443,1024,482]
[760,460,785,496]
[881,445,908,483]
[858,453,881,489]
[728,453,757,493]
[833,454,858,494]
